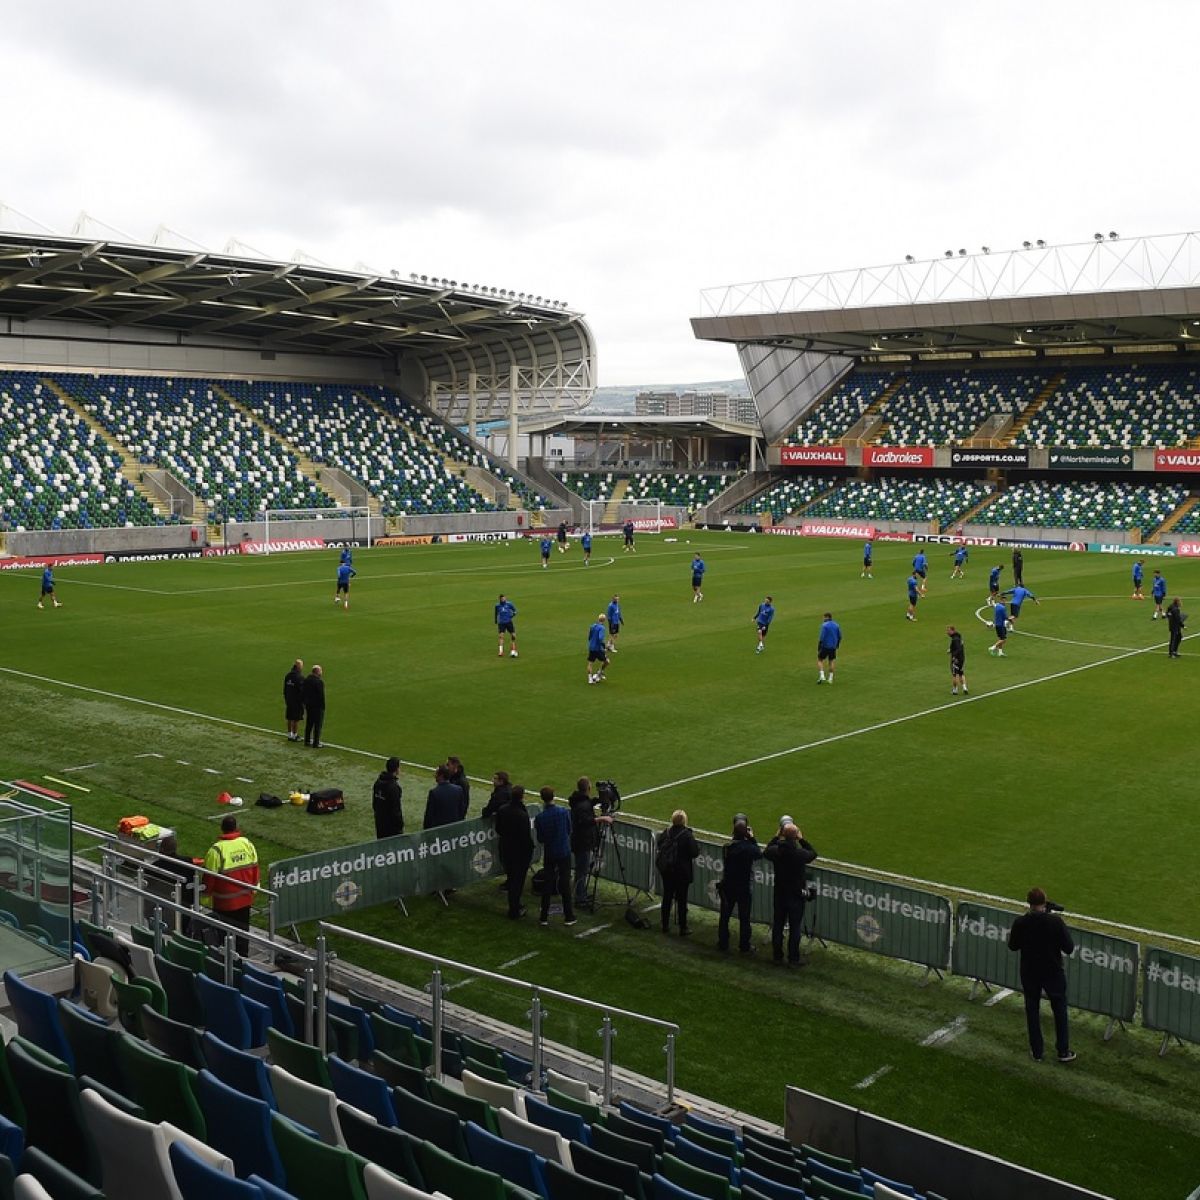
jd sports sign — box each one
[1047,448,1133,471]
[949,448,1029,469]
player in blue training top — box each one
[1003,585,1040,626]
[951,545,968,580]
[861,541,873,579]
[1131,559,1144,600]
[817,611,842,683]
[912,551,929,595]
[495,593,518,658]
[691,554,706,602]
[905,573,920,621]
[586,613,609,684]
[539,536,553,568]
[623,520,636,553]
[753,595,775,653]
[37,566,62,610]
[581,530,593,566]
[606,595,623,652]
[988,563,1003,604]
[989,599,1009,656]
[1151,569,1167,619]
[339,546,353,567]
[334,561,357,610]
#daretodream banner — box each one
[269,818,502,924]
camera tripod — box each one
[582,819,651,924]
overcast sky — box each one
[3,2,1197,385]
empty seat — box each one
[427,1078,500,1135]
[390,1087,467,1158]
[168,1140,263,1200]
[270,1111,367,1200]
[543,1160,623,1200]
[621,1103,678,1141]
[524,1095,588,1146]
[17,1146,104,1200]
[58,999,124,1092]
[604,1113,666,1156]
[461,1069,526,1118]
[267,1064,344,1147]
[328,1054,398,1126]
[496,1107,574,1170]
[681,1112,736,1147]
[369,1013,422,1066]
[80,1086,232,1200]
[416,1139,508,1200]
[156,957,204,1027]
[338,1103,427,1190]
[362,1163,441,1200]
[195,1068,287,1186]
[570,1140,650,1200]
[589,1124,658,1174]
[267,1028,333,1089]
[240,975,293,1037]
[74,957,119,1020]
[3,972,74,1068]
[197,974,270,1050]
[369,1049,431,1099]
[545,1069,596,1103]
[115,1032,206,1139]
[545,1085,602,1126]
[464,1120,549,1199]
[738,1169,807,1200]
[672,1138,736,1186]
[141,1004,207,1070]
[201,1031,277,1109]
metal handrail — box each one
[319,921,681,1104]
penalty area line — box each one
[624,631,1200,804]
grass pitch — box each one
[2,530,1199,1198]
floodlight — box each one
[944,250,953,258]
[1109,231,1119,240]
[958,249,967,256]
[905,255,915,263]
[981,246,990,254]
[1094,232,1104,241]
[420,275,428,283]
[390,268,400,278]
[1023,241,1032,249]
[1036,240,1046,248]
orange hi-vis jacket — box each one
[203,832,260,912]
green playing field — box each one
[2,530,1198,1198]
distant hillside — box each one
[584,378,750,414]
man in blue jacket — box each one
[989,600,1009,656]
[587,614,609,684]
[38,566,62,610]
[817,612,842,683]
[912,551,929,595]
[1151,569,1167,619]
[581,530,593,566]
[334,560,356,610]
[1003,585,1040,626]
[691,555,706,602]
[495,593,518,658]
[534,787,576,927]
[539,536,553,568]
[753,595,774,654]
[606,595,623,653]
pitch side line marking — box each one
[970,604,1140,652]
[624,631,1199,804]
[920,1015,968,1047]
[984,987,1013,1007]
[853,1065,893,1089]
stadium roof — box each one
[692,232,1200,359]
[0,227,595,415]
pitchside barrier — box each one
[269,814,1196,1052]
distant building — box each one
[636,390,756,424]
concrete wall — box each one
[9,526,201,555]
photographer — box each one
[656,810,700,936]
[1007,887,1076,1063]
[568,777,601,905]
[717,815,762,953]
[763,819,817,967]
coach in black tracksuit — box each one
[1012,548,1024,587]
[372,757,404,838]
[302,665,326,748]
[718,817,763,953]
[1167,598,1186,658]
[764,823,818,966]
[1007,887,1076,1062]
[283,659,305,741]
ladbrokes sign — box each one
[862,446,933,469]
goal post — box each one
[584,498,667,536]
[261,506,375,552]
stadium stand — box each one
[803,476,993,528]
[731,474,839,521]
[223,381,499,517]
[51,374,336,522]
[875,368,1050,445]
[0,374,167,532]
[0,940,952,1200]
[787,370,895,444]
[558,472,733,510]
[972,479,1188,532]
[1016,363,1200,449]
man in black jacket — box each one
[656,810,700,935]
[372,757,404,838]
[763,820,818,966]
[302,665,325,748]
[481,770,512,818]
[494,784,535,918]
[568,777,598,907]
[446,756,470,812]
[1167,597,1187,658]
[1008,887,1076,1062]
[718,815,763,953]
[283,658,305,741]
[1012,548,1024,587]
[424,765,466,829]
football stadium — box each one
[1,218,1199,1200]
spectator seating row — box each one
[51,374,336,522]
[224,381,498,518]
[2,919,946,1200]
[0,887,71,954]
[732,475,839,522]
[874,370,1048,447]
[804,477,993,529]
[0,374,167,532]
[558,474,734,510]
[1017,364,1200,449]
[973,480,1188,533]
[788,372,896,445]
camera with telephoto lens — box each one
[802,883,818,902]
[596,780,621,814]
[1044,900,1065,913]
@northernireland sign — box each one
[1048,448,1133,471]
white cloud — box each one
[2,0,1197,384]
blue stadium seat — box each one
[195,1068,287,1186]
[169,1140,262,1200]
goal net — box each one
[260,506,376,553]
[585,498,674,536]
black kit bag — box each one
[307,787,346,815]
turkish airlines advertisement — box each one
[779,446,847,467]
[1154,450,1200,473]
[863,446,934,469]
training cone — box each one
[217,791,233,805]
